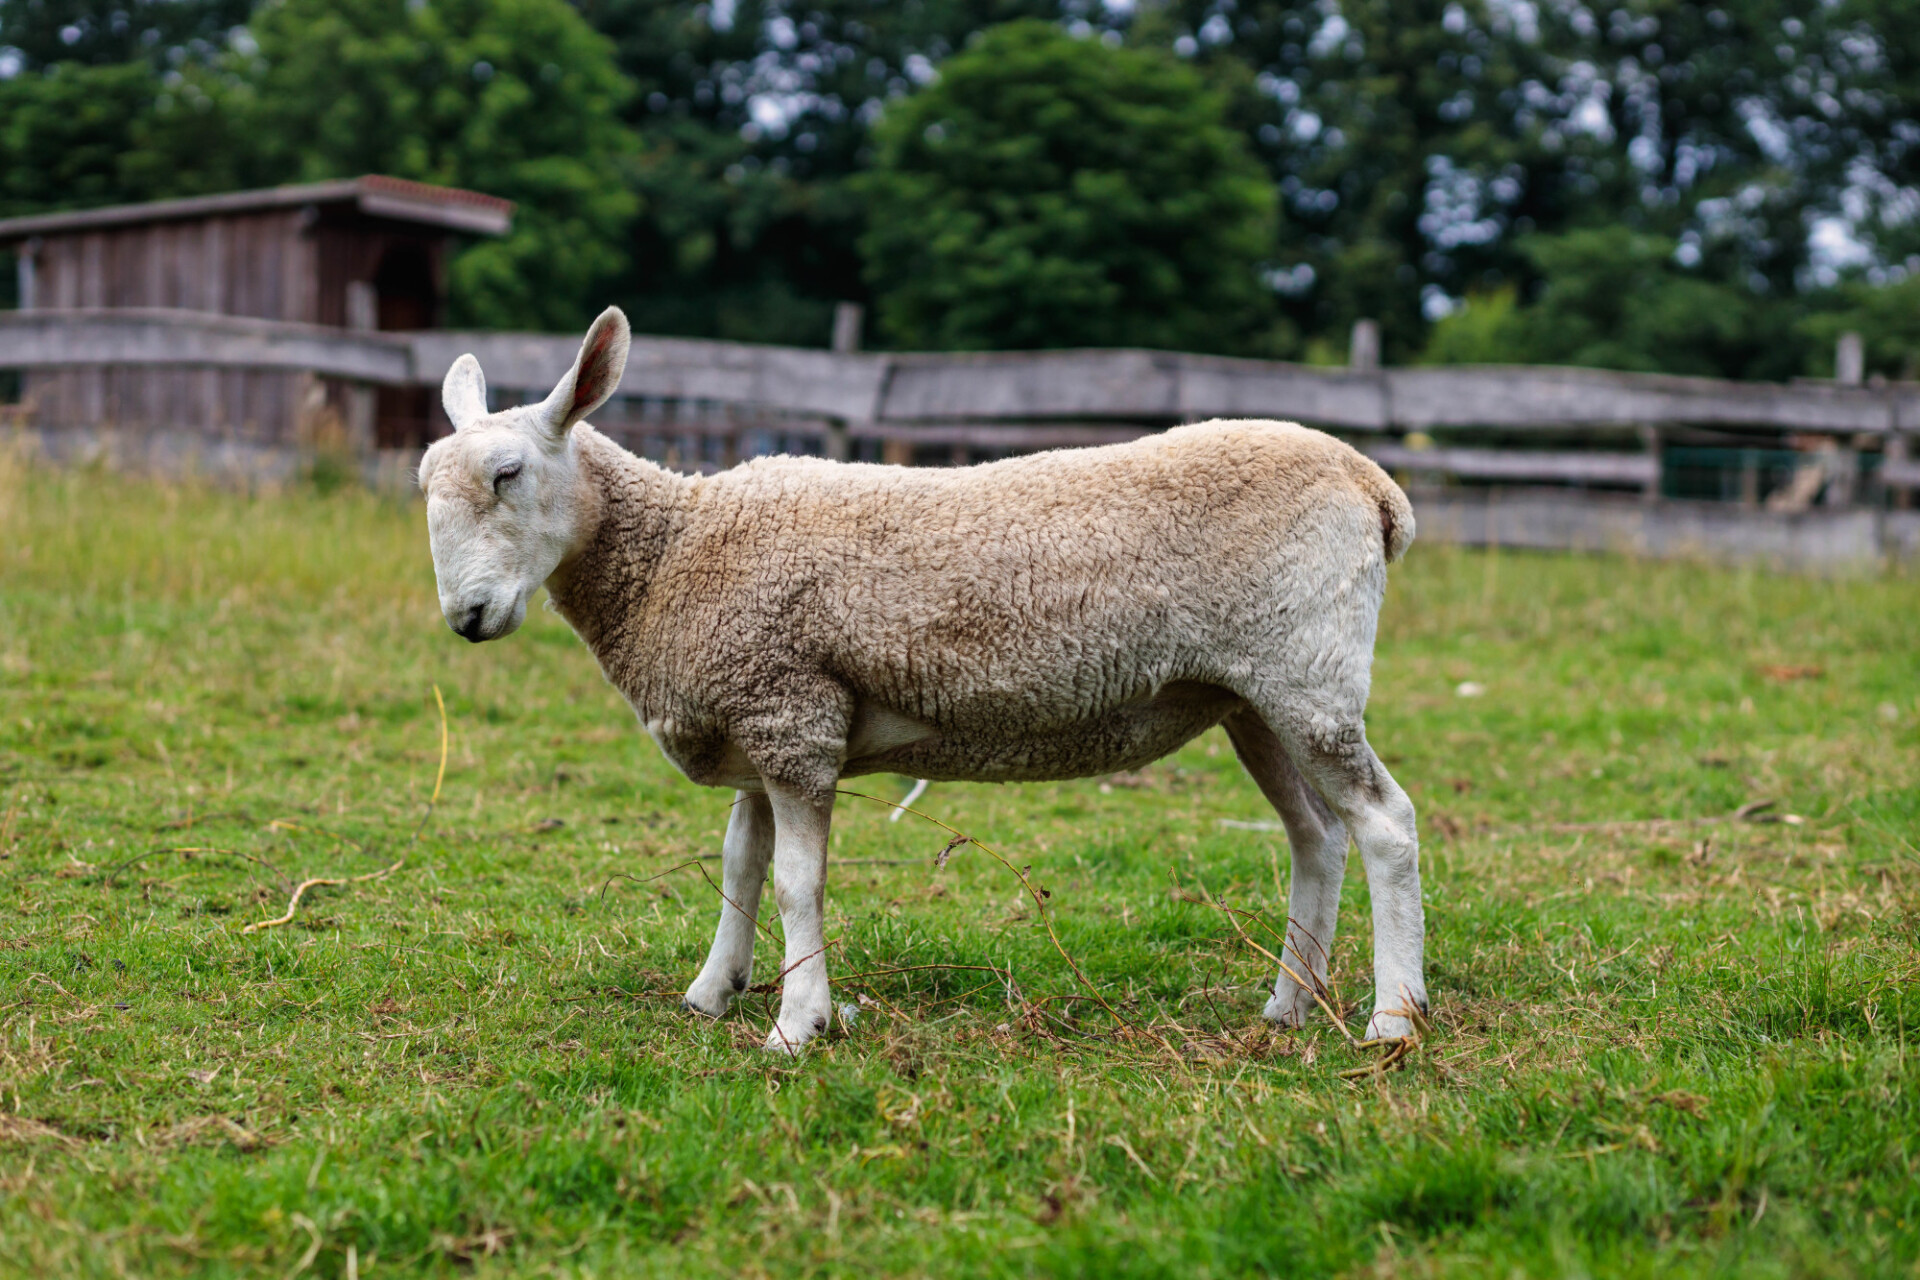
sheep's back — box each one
[666,420,1398,730]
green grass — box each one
[1,450,1916,1278]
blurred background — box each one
[7,0,1919,365]
[1,0,1917,562]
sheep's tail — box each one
[1348,454,1416,563]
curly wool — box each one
[543,418,1413,799]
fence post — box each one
[1349,319,1381,373]
[1835,331,1864,387]
[1888,431,1912,511]
[342,281,378,452]
[825,302,863,463]
[16,237,39,310]
[1639,424,1662,504]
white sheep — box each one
[419,308,1425,1053]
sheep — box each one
[418,307,1425,1053]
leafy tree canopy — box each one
[4,0,1920,372]
[0,58,252,217]
[0,0,249,70]
[859,20,1280,353]
[1423,228,1798,380]
[1,0,637,331]
[241,0,639,330]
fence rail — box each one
[2,309,1916,504]
[7,308,1918,434]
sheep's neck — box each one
[544,430,687,667]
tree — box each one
[573,0,1060,345]
[0,59,253,218]
[858,20,1280,353]
[0,0,251,70]
[1422,227,1800,380]
[1799,275,1920,381]
[1147,0,1920,371]
[239,0,640,330]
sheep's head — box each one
[417,307,630,642]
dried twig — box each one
[598,859,781,944]
[837,788,1140,1037]
[240,685,447,935]
[240,860,405,934]
[1185,873,1365,1051]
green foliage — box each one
[1423,228,1803,380]
[1799,274,1920,381]
[2,461,1918,1274]
[0,0,251,69]
[0,61,249,218]
[1153,0,1920,370]
[6,0,1920,365]
[860,21,1280,353]
[581,0,1061,344]
[1419,285,1522,365]
[241,0,640,331]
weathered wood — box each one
[411,331,889,423]
[1362,443,1659,485]
[0,309,411,383]
[1383,365,1901,433]
[851,421,1152,449]
[0,176,512,241]
[7,309,1920,439]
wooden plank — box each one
[1175,356,1387,428]
[1383,365,1898,434]
[878,349,1183,421]
[0,309,411,383]
[0,177,510,241]
[4,309,1917,439]
[850,421,1153,449]
[1362,443,1659,485]
[410,331,889,423]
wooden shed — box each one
[0,176,512,448]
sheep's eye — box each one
[493,464,521,494]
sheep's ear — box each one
[536,307,630,442]
[442,354,488,430]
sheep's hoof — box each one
[1364,1010,1416,1042]
[1262,988,1314,1029]
[762,1012,829,1055]
[682,992,728,1020]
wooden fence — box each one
[4,307,1918,498]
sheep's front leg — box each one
[684,791,774,1018]
[762,781,836,1054]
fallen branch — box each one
[837,787,1142,1039]
[239,685,448,935]
[240,860,404,934]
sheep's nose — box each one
[453,603,487,642]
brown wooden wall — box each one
[19,209,451,445]
[32,209,320,319]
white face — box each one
[417,308,630,643]
[418,413,582,641]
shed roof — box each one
[0,176,514,241]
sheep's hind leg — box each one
[1223,709,1350,1029]
[761,780,837,1054]
[684,791,774,1018]
[1261,703,1427,1041]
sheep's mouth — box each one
[449,600,521,643]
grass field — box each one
[1,449,1917,1278]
